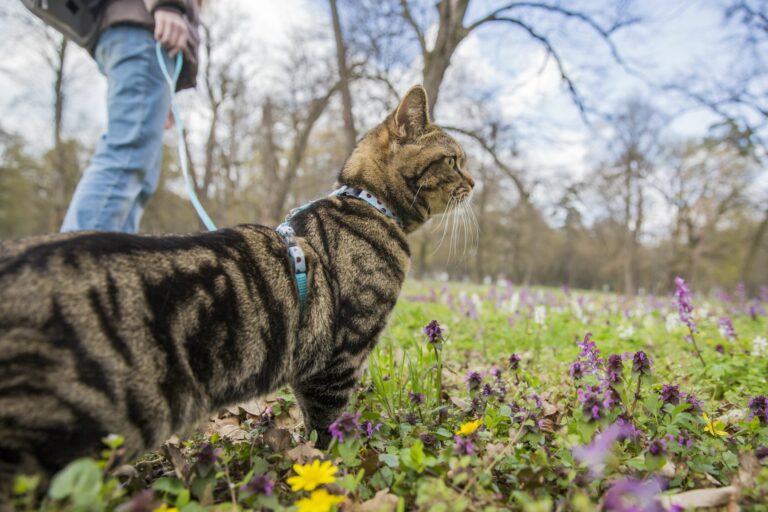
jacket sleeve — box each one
[143,0,187,15]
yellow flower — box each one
[295,489,345,512]
[153,505,178,512]
[703,413,728,437]
[455,419,483,436]
[286,459,338,492]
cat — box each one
[0,85,474,492]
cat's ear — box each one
[392,85,430,139]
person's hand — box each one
[153,9,189,57]
[165,107,175,130]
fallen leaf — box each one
[275,404,303,430]
[349,489,399,511]
[206,416,249,442]
[658,486,738,509]
[263,428,292,452]
[161,443,189,483]
[286,442,323,464]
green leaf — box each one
[380,453,400,468]
[48,458,103,508]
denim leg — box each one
[61,26,171,233]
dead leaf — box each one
[360,449,380,477]
[286,442,323,464]
[206,416,249,442]
[263,428,292,452]
[349,489,399,512]
[658,486,738,509]
[161,443,189,483]
[736,452,760,489]
[275,404,303,430]
[541,401,559,418]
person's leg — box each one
[122,131,165,233]
[61,26,171,233]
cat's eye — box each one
[445,156,455,168]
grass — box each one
[11,281,768,511]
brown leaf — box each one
[658,486,738,509]
[360,449,380,477]
[263,427,292,452]
[286,442,324,464]
[349,489,399,512]
[207,416,249,442]
[275,404,304,430]
[161,443,189,483]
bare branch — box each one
[399,0,427,60]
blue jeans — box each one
[61,26,172,233]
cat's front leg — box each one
[291,362,360,449]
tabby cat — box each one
[0,85,474,491]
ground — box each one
[10,280,768,511]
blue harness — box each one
[276,185,402,308]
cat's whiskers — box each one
[432,196,455,256]
[410,183,424,209]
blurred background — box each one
[1,0,766,294]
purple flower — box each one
[674,277,697,333]
[196,443,221,466]
[632,351,651,375]
[405,412,418,425]
[578,387,603,421]
[482,383,494,397]
[578,332,601,362]
[603,478,665,512]
[329,411,361,442]
[419,432,437,447]
[569,361,584,380]
[647,438,667,456]
[718,316,737,341]
[465,370,483,391]
[684,392,703,412]
[239,473,274,497]
[660,384,682,406]
[603,388,620,410]
[572,422,632,476]
[424,320,443,344]
[677,434,693,449]
[408,392,425,405]
[453,435,474,455]
[756,446,768,460]
[364,421,382,438]
[606,354,624,384]
[508,353,521,370]
[715,344,725,354]
[749,301,766,320]
[748,395,768,425]
[490,367,503,380]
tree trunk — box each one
[50,37,68,231]
[329,0,357,154]
[740,206,768,284]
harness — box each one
[276,185,402,308]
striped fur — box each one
[0,85,474,491]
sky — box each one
[0,0,744,233]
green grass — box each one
[12,282,768,511]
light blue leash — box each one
[155,42,217,231]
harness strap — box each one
[277,185,401,308]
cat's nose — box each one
[464,172,475,189]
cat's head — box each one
[338,85,474,233]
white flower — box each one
[618,324,635,340]
[533,305,547,326]
[570,299,585,323]
[752,336,768,357]
[665,312,682,332]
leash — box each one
[156,42,217,231]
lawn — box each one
[12,280,768,511]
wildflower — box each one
[465,370,483,391]
[364,421,382,438]
[578,387,603,421]
[423,320,443,344]
[702,413,728,437]
[756,446,768,461]
[569,361,584,380]
[153,505,179,512]
[408,391,425,405]
[647,439,667,456]
[577,332,600,361]
[665,312,681,332]
[718,316,737,341]
[748,396,768,425]
[572,422,632,476]
[684,392,703,412]
[455,419,482,436]
[606,354,624,384]
[749,301,765,320]
[715,344,725,354]
[239,473,273,497]
[294,489,345,512]
[752,336,768,357]
[533,305,547,325]
[603,478,665,512]
[508,353,521,370]
[632,351,651,375]
[490,367,502,380]
[481,383,494,397]
[196,443,221,466]
[660,384,682,406]
[419,432,437,447]
[286,459,338,492]
[617,324,635,340]
[677,434,693,449]
[602,388,620,410]
[328,411,361,443]
[404,412,418,425]
[453,435,474,455]
[674,276,696,333]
